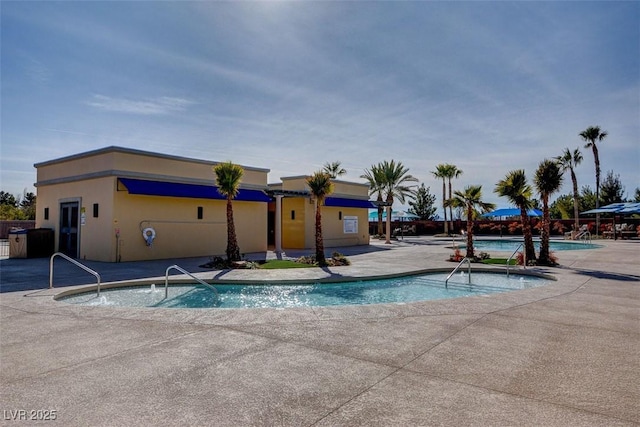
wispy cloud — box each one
[85,95,195,115]
[25,57,51,84]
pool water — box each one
[59,272,550,309]
[461,239,601,252]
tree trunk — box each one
[385,204,392,244]
[377,194,384,236]
[538,195,551,265]
[315,200,326,265]
[226,197,240,261]
[442,179,448,234]
[593,144,600,235]
[465,205,474,259]
[571,168,579,236]
[448,179,454,234]
[520,206,536,265]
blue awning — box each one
[118,178,271,202]
[324,197,377,209]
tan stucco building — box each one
[34,147,372,262]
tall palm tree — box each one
[322,161,347,179]
[431,164,449,235]
[361,164,386,236]
[495,170,536,265]
[534,160,564,266]
[445,164,463,233]
[580,126,607,235]
[445,185,495,259]
[213,161,244,262]
[306,171,334,266]
[380,160,418,244]
[556,147,583,236]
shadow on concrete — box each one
[319,266,346,280]
[568,267,640,282]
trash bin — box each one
[27,228,55,258]
[8,229,28,258]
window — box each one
[291,210,295,220]
[339,211,342,220]
[197,206,203,220]
[93,203,99,218]
[44,207,49,220]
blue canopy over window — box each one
[118,178,271,202]
[324,197,377,209]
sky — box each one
[2,1,639,211]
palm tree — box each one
[556,147,583,236]
[580,126,608,235]
[306,171,334,266]
[534,160,564,265]
[495,170,536,265]
[213,161,244,262]
[322,161,346,179]
[380,160,418,244]
[445,164,463,233]
[445,185,495,259]
[361,164,386,236]
[431,164,449,235]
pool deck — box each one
[1,236,638,426]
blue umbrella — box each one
[368,210,419,220]
[582,202,640,215]
[481,208,542,218]
[368,210,384,220]
[393,211,419,221]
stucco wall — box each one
[321,206,369,248]
[279,176,370,250]
[113,192,267,262]
[282,198,306,249]
[35,176,116,261]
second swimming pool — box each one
[460,239,601,252]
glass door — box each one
[59,202,79,257]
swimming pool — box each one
[460,239,601,252]
[58,271,552,309]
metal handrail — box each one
[578,231,591,243]
[165,265,219,299]
[49,252,102,296]
[506,243,524,277]
[445,257,471,288]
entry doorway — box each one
[59,202,79,257]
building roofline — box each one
[277,175,369,188]
[34,170,267,191]
[33,146,270,173]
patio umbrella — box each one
[392,211,419,221]
[581,202,640,215]
[619,203,640,214]
[481,207,542,218]
[368,210,419,220]
[581,202,640,239]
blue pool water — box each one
[59,272,551,309]
[461,239,601,252]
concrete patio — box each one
[1,237,638,426]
